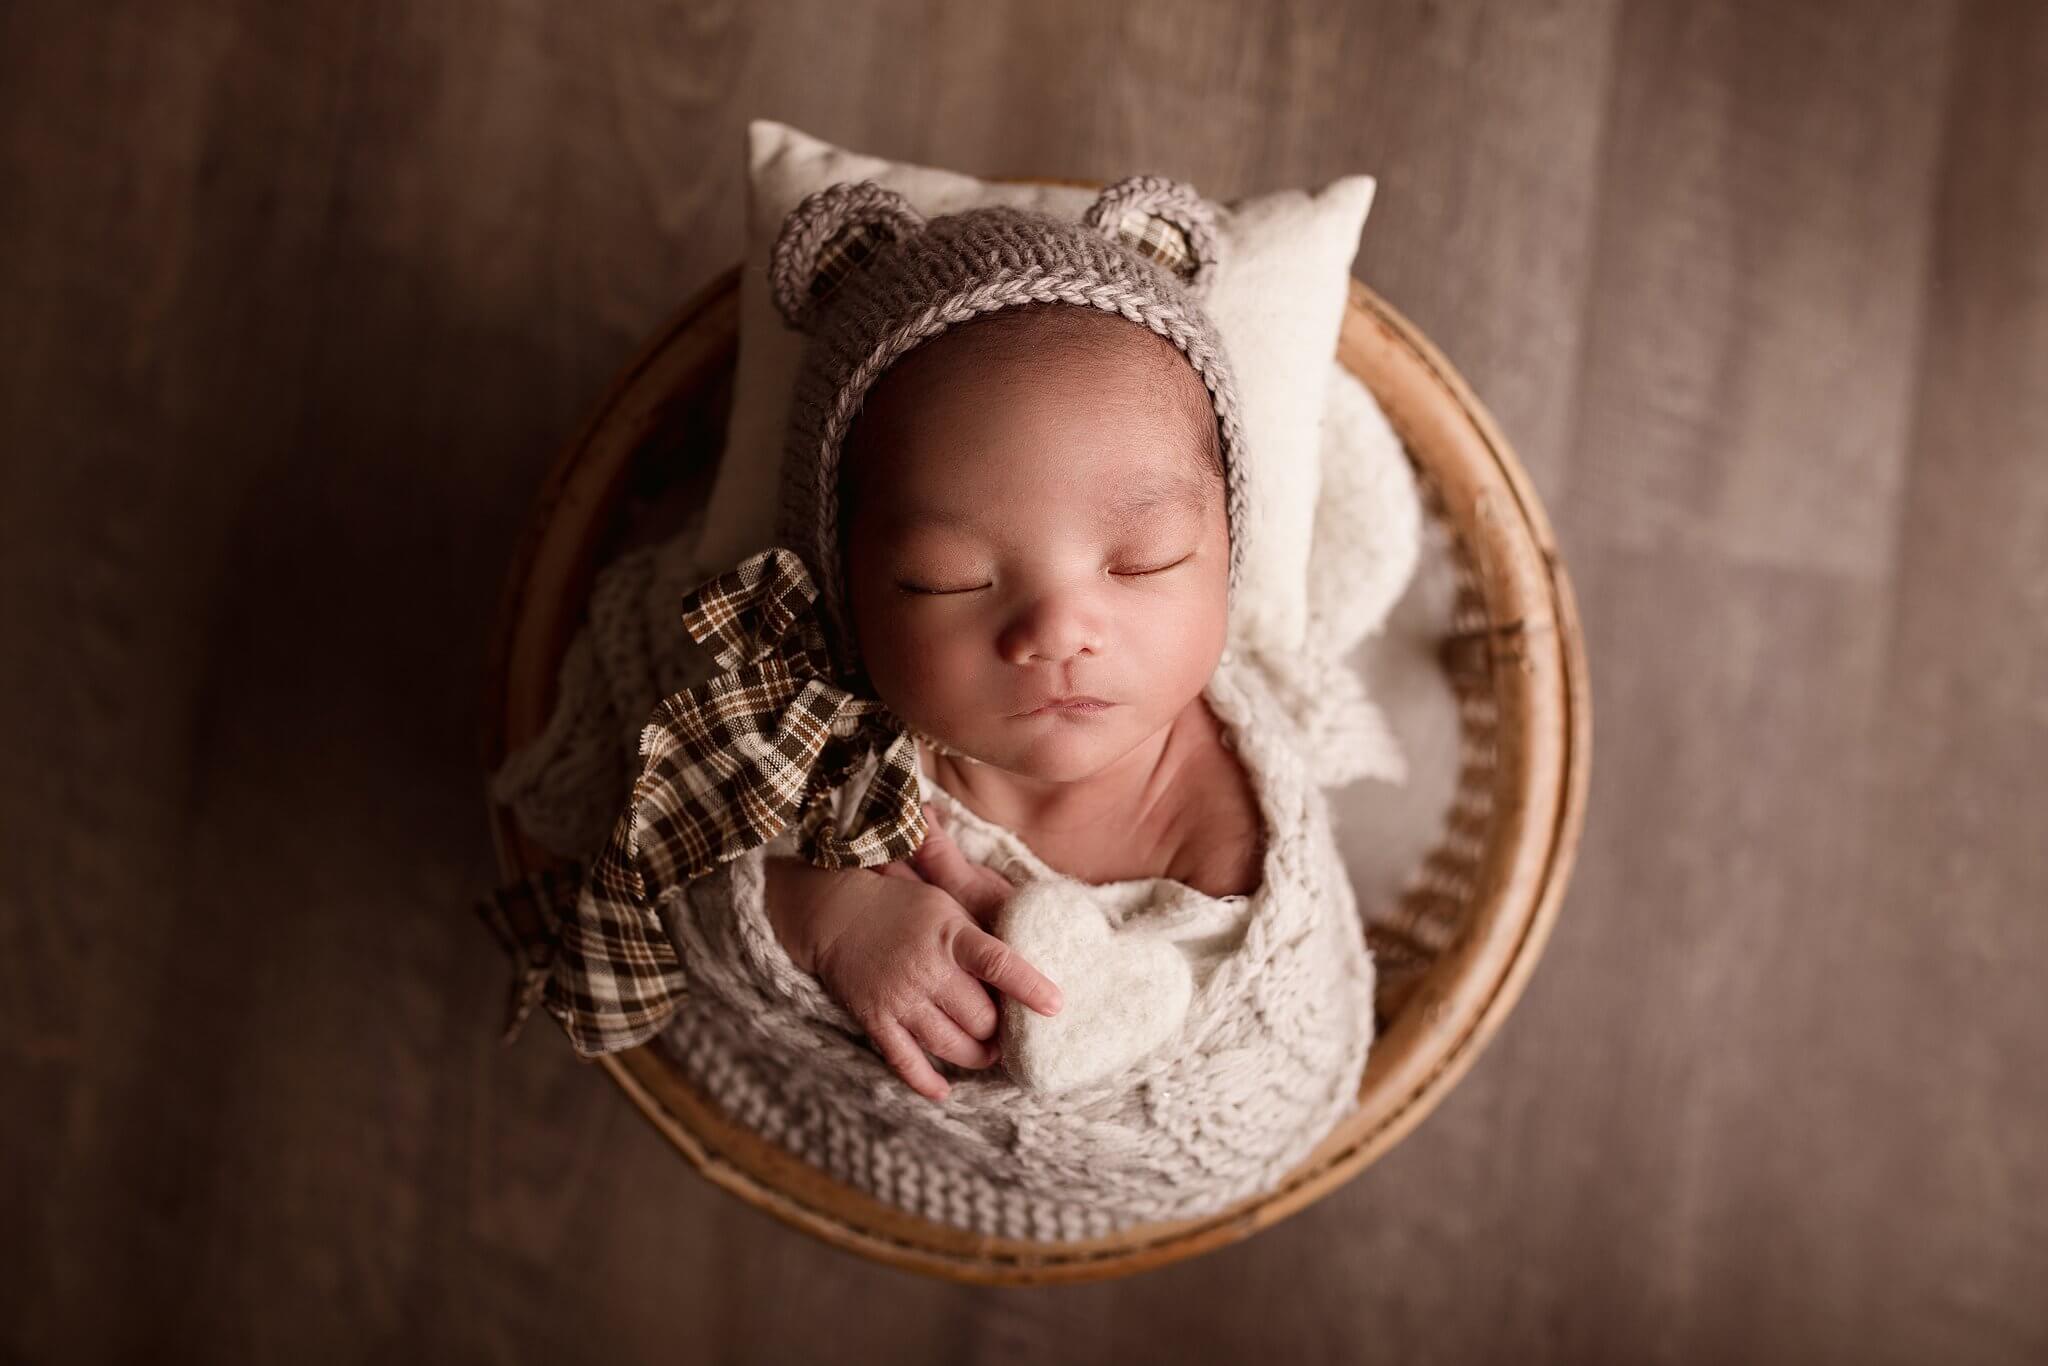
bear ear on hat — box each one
[1082,174,1225,297]
[769,180,927,333]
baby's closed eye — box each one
[893,545,1199,596]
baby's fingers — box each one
[937,975,1000,1042]
[904,1001,1000,1070]
[955,926,1064,1017]
[866,1016,951,1103]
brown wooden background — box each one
[4,1,2043,1361]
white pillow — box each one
[696,118,1377,662]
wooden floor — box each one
[4,1,2043,1360]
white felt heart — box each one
[995,877,1194,1096]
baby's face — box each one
[843,307,1229,783]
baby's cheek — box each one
[869,614,975,711]
[1168,620,1228,697]
[1159,582,1228,664]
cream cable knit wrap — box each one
[653,648,1373,1240]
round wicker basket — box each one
[479,187,1590,1285]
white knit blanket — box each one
[653,647,1374,1239]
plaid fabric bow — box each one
[475,545,930,1057]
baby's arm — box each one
[760,853,866,976]
[766,851,971,982]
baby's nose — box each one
[998,593,1104,665]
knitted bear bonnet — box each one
[765,175,1254,694]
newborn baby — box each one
[485,175,1377,1237]
[761,302,1266,1103]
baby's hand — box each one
[769,806,1063,1103]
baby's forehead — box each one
[856,304,1216,462]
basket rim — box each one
[479,262,1590,1287]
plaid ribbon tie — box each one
[475,546,930,1057]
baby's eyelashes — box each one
[896,552,1194,596]
[1111,552,1194,578]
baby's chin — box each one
[928,709,1164,784]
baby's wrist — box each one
[762,853,842,975]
